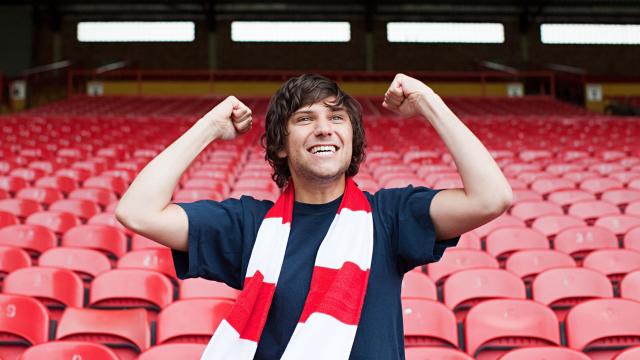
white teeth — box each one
[310,145,336,154]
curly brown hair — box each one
[261,74,366,188]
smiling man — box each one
[116,73,512,360]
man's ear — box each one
[277,148,287,159]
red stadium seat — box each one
[15,187,64,206]
[89,269,174,321]
[485,227,549,261]
[623,226,640,251]
[470,214,525,239]
[27,160,62,175]
[512,190,543,204]
[595,215,640,237]
[614,345,640,360]
[0,246,31,279]
[56,168,92,182]
[131,233,168,251]
[456,231,482,250]
[3,267,83,320]
[465,299,560,360]
[401,271,437,300]
[568,200,621,223]
[566,299,640,360]
[179,278,240,301]
[602,189,640,209]
[620,270,640,302]
[442,269,526,321]
[83,175,127,196]
[174,188,224,202]
[583,249,640,283]
[21,341,119,360]
[0,224,56,257]
[0,198,42,218]
[9,167,45,182]
[88,212,133,236]
[137,343,207,360]
[56,307,150,360]
[532,268,613,321]
[510,201,563,224]
[626,201,640,217]
[117,249,178,284]
[0,294,49,359]
[157,299,234,344]
[548,189,596,209]
[69,188,117,208]
[426,249,499,284]
[401,299,458,348]
[530,178,575,195]
[530,214,586,238]
[25,211,82,235]
[49,199,101,220]
[0,176,28,193]
[554,226,619,261]
[499,346,590,360]
[0,211,18,227]
[580,178,624,195]
[34,175,78,195]
[405,347,473,360]
[62,224,127,260]
[505,249,575,282]
[38,247,111,282]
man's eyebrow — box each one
[293,109,314,115]
[325,104,346,112]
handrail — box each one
[23,60,72,77]
[95,60,131,75]
[67,69,557,97]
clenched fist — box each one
[382,73,435,117]
[201,96,253,140]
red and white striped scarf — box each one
[201,177,373,360]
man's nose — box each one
[313,116,333,136]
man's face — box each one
[278,96,353,185]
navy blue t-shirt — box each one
[172,186,459,359]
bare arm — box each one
[382,74,513,241]
[115,96,253,251]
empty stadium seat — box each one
[548,189,596,209]
[0,294,49,359]
[21,341,120,360]
[566,299,640,360]
[627,201,640,217]
[0,198,42,219]
[3,266,83,320]
[505,249,576,282]
[614,346,640,360]
[0,224,57,257]
[623,226,640,251]
[465,299,560,360]
[69,188,117,208]
[442,268,526,321]
[38,247,111,282]
[602,189,640,209]
[580,178,624,195]
[89,269,174,321]
[510,201,563,224]
[25,210,82,235]
[62,224,127,260]
[499,346,590,360]
[0,245,31,279]
[401,271,437,300]
[49,199,101,220]
[532,268,613,321]
[485,227,549,261]
[530,215,587,239]
[83,175,127,196]
[157,299,233,344]
[595,215,640,238]
[426,249,499,284]
[117,249,178,284]
[34,175,78,195]
[456,231,482,249]
[137,343,207,360]
[131,233,168,250]
[554,226,619,261]
[401,299,458,348]
[471,214,526,239]
[88,211,133,236]
[56,307,150,360]
[569,200,621,223]
[15,187,64,206]
[583,249,640,284]
[620,270,640,302]
[0,210,18,227]
[179,278,239,301]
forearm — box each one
[116,118,219,227]
[417,92,512,211]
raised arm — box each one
[115,96,253,251]
[382,73,512,241]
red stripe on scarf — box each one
[338,178,371,214]
[299,262,370,325]
[226,271,277,342]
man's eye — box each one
[298,117,311,122]
[331,115,343,121]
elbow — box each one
[488,186,513,217]
[114,203,142,232]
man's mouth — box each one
[308,145,339,154]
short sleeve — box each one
[372,186,460,273]
[171,197,269,289]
